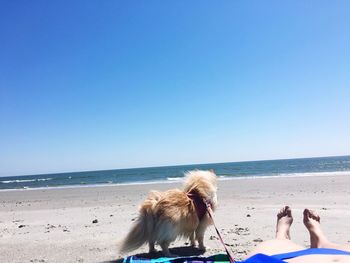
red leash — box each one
[205,200,236,263]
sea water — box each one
[1,155,350,190]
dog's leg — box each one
[148,240,156,254]
[195,223,208,251]
[160,241,177,257]
[190,232,196,247]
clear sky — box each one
[1,1,349,176]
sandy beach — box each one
[1,175,350,263]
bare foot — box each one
[276,206,293,240]
[303,208,330,248]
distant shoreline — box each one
[3,154,349,178]
[1,170,350,192]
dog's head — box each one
[183,169,218,210]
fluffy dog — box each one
[119,170,218,257]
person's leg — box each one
[303,208,350,252]
[276,205,293,239]
[246,206,304,258]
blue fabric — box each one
[238,248,350,262]
[237,253,287,263]
[123,248,350,263]
[271,248,350,260]
[123,254,229,263]
[123,254,285,263]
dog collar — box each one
[186,191,207,220]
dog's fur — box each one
[119,170,218,257]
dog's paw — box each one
[164,252,178,258]
[190,241,197,247]
[198,245,209,251]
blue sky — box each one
[1,1,349,176]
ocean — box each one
[1,155,350,190]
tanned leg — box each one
[304,208,350,251]
[276,206,293,240]
[246,206,303,258]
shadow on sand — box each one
[103,246,205,263]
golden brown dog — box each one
[119,170,218,257]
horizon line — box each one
[2,154,349,178]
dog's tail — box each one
[119,215,149,253]
[119,191,161,253]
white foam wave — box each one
[167,177,183,181]
[218,171,350,180]
[277,171,350,178]
[0,178,53,184]
[0,179,182,192]
[37,178,52,181]
[1,170,349,192]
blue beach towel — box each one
[123,248,350,263]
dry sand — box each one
[1,175,350,263]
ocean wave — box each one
[37,178,52,181]
[278,171,350,177]
[0,179,180,192]
[0,178,53,184]
[218,170,350,180]
[1,170,350,192]
[1,170,350,191]
[167,177,183,181]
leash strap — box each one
[205,201,236,263]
